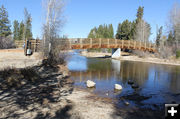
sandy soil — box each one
[0,49,120,119]
[81,51,111,58]
[0,49,42,69]
[81,51,180,66]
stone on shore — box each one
[86,80,96,88]
[114,84,122,90]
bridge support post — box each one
[112,48,121,58]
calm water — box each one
[67,51,180,110]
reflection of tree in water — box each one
[71,59,118,81]
[71,58,180,94]
[120,61,150,86]
[155,65,180,94]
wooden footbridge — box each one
[15,38,156,52]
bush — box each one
[176,50,180,58]
[42,38,69,66]
[0,67,40,89]
[0,36,15,49]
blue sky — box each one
[0,0,179,41]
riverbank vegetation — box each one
[87,2,180,61]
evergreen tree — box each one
[167,31,174,46]
[156,26,163,47]
[109,24,114,38]
[136,6,144,23]
[134,6,151,42]
[88,24,114,39]
[24,8,32,40]
[116,23,121,39]
[19,21,25,40]
[88,27,97,38]
[116,20,132,40]
[130,21,136,40]
[13,20,19,40]
[0,5,11,37]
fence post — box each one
[115,39,117,47]
[69,39,71,49]
[90,38,92,48]
[122,40,124,48]
[107,39,109,48]
[80,38,83,49]
[128,40,130,48]
[99,38,101,48]
[34,39,36,52]
[134,41,136,49]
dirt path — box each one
[0,49,42,69]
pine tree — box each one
[0,5,11,37]
[88,27,97,38]
[134,6,151,42]
[13,20,19,40]
[156,26,163,47]
[167,31,174,46]
[116,20,132,40]
[109,24,114,38]
[19,21,25,40]
[130,21,136,40]
[136,6,144,23]
[24,8,32,40]
[116,23,121,39]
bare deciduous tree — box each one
[135,19,151,43]
[169,2,180,49]
[42,0,67,65]
[0,36,15,49]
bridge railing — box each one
[15,38,156,52]
[68,38,156,52]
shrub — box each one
[176,50,180,58]
[0,36,15,49]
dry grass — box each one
[0,67,40,89]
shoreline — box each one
[0,50,118,119]
[80,51,180,66]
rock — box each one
[124,101,130,106]
[128,80,134,85]
[86,80,96,88]
[114,84,122,90]
[132,84,139,89]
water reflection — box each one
[67,53,180,105]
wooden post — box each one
[145,42,146,50]
[134,41,136,49]
[90,38,92,48]
[24,39,27,56]
[128,40,130,48]
[69,39,71,49]
[80,38,83,49]
[115,39,117,47]
[122,40,124,48]
[107,39,109,48]
[34,39,36,52]
[140,41,141,50]
[99,38,101,48]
